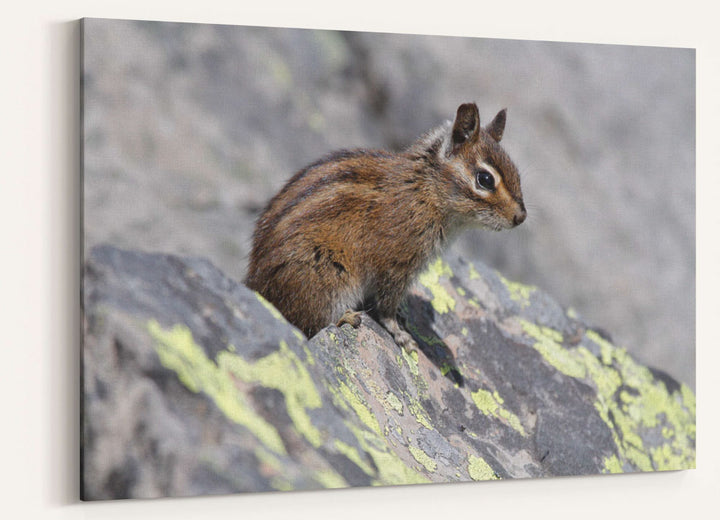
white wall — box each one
[1,1,718,519]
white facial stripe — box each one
[479,162,501,187]
[472,161,501,196]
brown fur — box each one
[246,103,526,346]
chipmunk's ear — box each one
[451,103,480,154]
[486,108,507,142]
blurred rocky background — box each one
[82,18,695,388]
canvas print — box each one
[80,18,696,500]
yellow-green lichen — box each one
[385,391,404,414]
[680,384,697,423]
[364,377,397,418]
[520,321,586,379]
[650,444,683,471]
[468,263,481,280]
[313,469,348,489]
[498,273,536,308]
[586,329,615,365]
[602,454,624,474]
[219,340,324,448]
[519,319,695,473]
[418,258,456,314]
[148,321,286,455]
[358,434,431,485]
[333,380,382,436]
[333,438,375,475]
[471,388,526,436]
[406,397,433,430]
[253,291,288,323]
[589,332,695,471]
[409,445,438,472]
[336,422,431,486]
[467,455,500,481]
[399,346,420,377]
[149,320,434,488]
[303,344,316,366]
[330,388,430,485]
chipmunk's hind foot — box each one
[380,316,419,354]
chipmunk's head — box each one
[445,103,526,230]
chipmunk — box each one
[245,103,526,351]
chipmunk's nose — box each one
[512,205,527,226]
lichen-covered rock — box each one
[81,245,695,500]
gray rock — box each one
[81,245,696,500]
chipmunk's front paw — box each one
[337,310,362,329]
[395,330,419,354]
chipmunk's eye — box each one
[475,169,495,191]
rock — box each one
[81,245,695,500]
